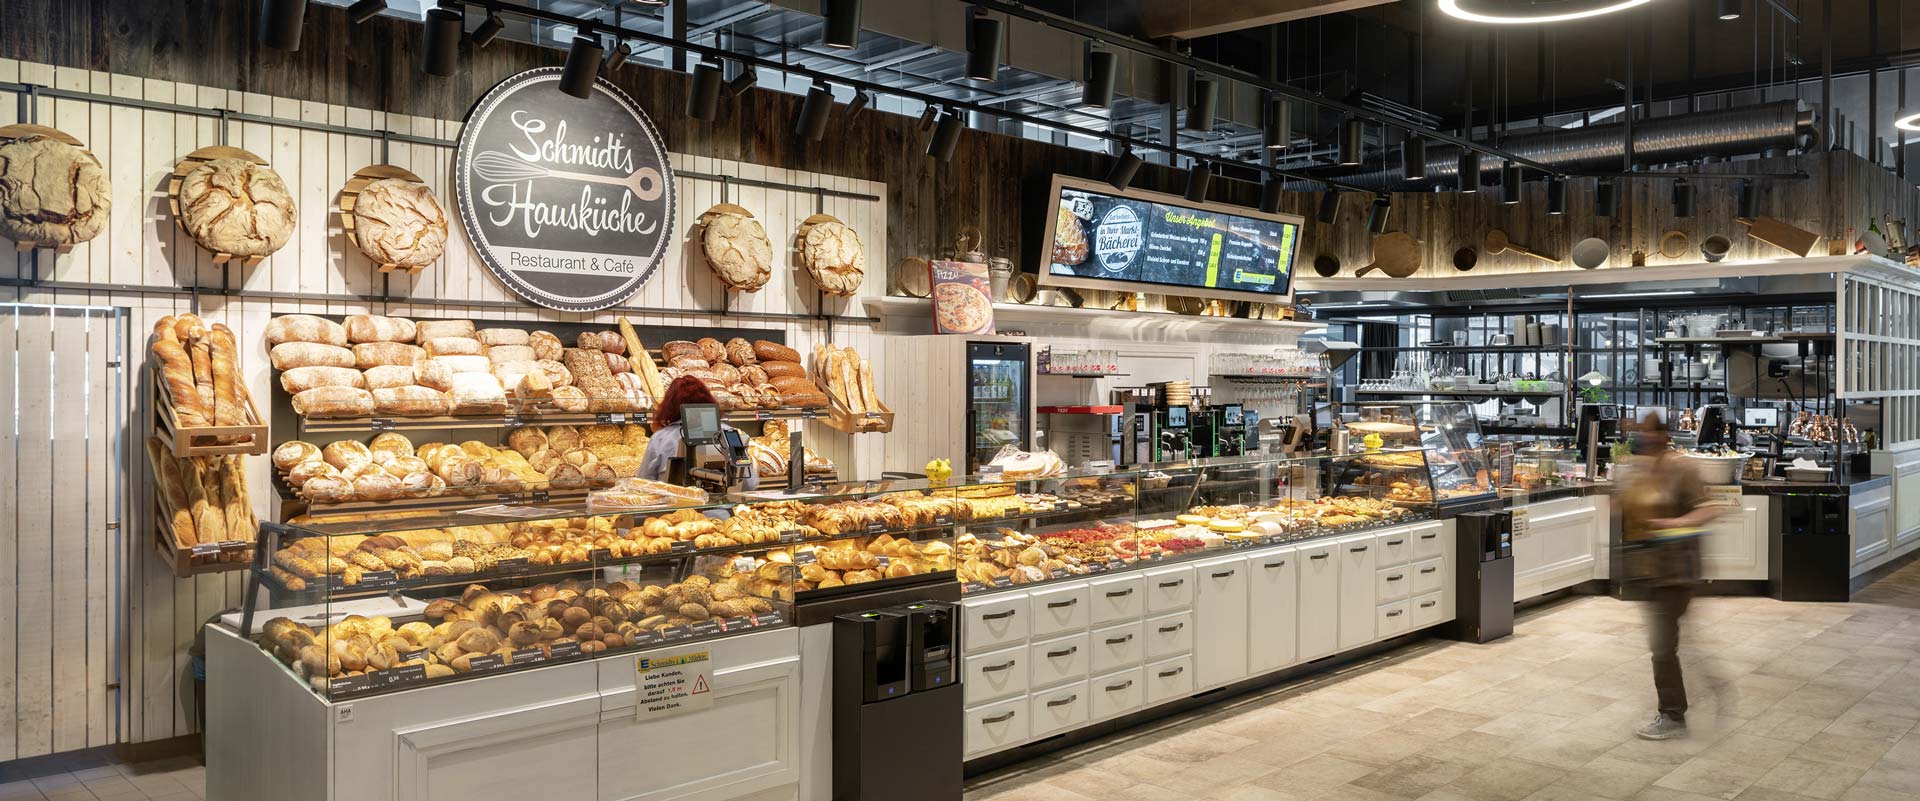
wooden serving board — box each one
[338,164,430,274]
[0,124,99,253]
[167,145,272,266]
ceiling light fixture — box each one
[1716,0,1742,20]
[1338,117,1364,166]
[1458,150,1481,193]
[558,35,603,98]
[1895,112,1920,132]
[1366,196,1392,234]
[1436,0,1653,25]
[346,0,386,25]
[795,81,835,141]
[1265,97,1291,150]
[1585,290,1696,299]
[1546,176,1566,215]
[1595,177,1617,216]
[1500,162,1523,204]
[726,65,758,98]
[1260,177,1285,214]
[1403,134,1426,180]
[1186,76,1218,132]
[603,40,632,72]
[928,107,964,161]
[846,90,871,120]
[966,12,1003,82]
[1106,148,1143,190]
[421,6,464,77]
[1316,191,1342,224]
[261,0,307,51]
[1184,160,1212,202]
[1083,49,1117,109]
[1672,178,1694,217]
[823,0,863,49]
[472,10,505,47]
[687,60,724,121]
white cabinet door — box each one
[1296,541,1340,660]
[1142,565,1196,613]
[963,698,1028,758]
[1700,488,1769,581]
[1087,574,1146,626]
[1028,681,1091,739]
[963,594,1030,653]
[1143,655,1195,704]
[1194,555,1250,689]
[1089,667,1145,721]
[1513,499,1601,601]
[1089,621,1145,675]
[1337,534,1380,650]
[1143,611,1194,660]
[963,646,1028,706]
[1028,633,1091,691]
[1247,547,1298,675]
[1028,583,1092,640]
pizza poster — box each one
[929,260,995,335]
[1048,186,1299,297]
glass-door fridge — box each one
[967,341,1032,472]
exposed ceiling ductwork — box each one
[1140,0,1400,39]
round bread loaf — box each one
[701,213,772,291]
[350,178,447,268]
[0,137,111,247]
[178,158,296,257]
[801,220,866,296]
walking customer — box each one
[1617,411,1721,740]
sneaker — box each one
[1637,713,1688,740]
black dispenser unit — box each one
[1449,510,1514,643]
[1770,492,1851,602]
[833,602,963,801]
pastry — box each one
[1052,205,1089,265]
[801,219,867,295]
[349,178,447,268]
[0,136,110,247]
[700,212,773,291]
[177,158,295,257]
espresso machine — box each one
[1191,404,1248,458]
[1154,404,1193,461]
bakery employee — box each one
[638,375,760,491]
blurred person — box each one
[1617,411,1721,740]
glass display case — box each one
[1339,401,1496,504]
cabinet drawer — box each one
[1028,633,1091,689]
[1411,592,1446,629]
[1029,680,1091,739]
[1142,565,1196,613]
[1411,524,1446,560]
[963,646,1028,706]
[1089,621,1145,674]
[964,697,1029,758]
[1375,565,1412,602]
[1144,655,1195,704]
[1375,530,1413,567]
[1089,667,1145,721]
[1410,558,1445,596]
[1028,584,1091,639]
[1143,611,1194,660]
[1376,599,1412,639]
[963,595,1029,652]
[1088,574,1145,625]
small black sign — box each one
[358,570,401,590]
[1049,568,1070,579]
[752,611,784,627]
[793,551,817,565]
[370,418,395,431]
[549,641,582,659]
[865,523,886,534]
[689,620,722,636]
[875,556,891,568]
[383,664,428,688]
[597,412,628,424]
[495,557,531,573]
[466,653,506,672]
[512,646,549,665]
[327,674,375,696]
[933,515,954,526]
[631,630,661,647]
[528,490,550,503]
[400,649,429,664]
[670,540,695,554]
[991,575,1014,588]
[778,529,803,543]
[659,625,693,641]
[962,581,988,593]
[720,616,751,631]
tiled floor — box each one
[0,757,201,801]
[966,559,1920,801]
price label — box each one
[599,413,628,424]
[494,557,530,573]
[631,630,662,648]
[670,540,696,554]
[801,409,821,419]
[549,641,582,659]
[755,411,774,420]
[498,493,521,503]
[528,490,550,503]
[659,625,693,641]
[512,646,549,665]
[753,611,785,627]
[328,674,376,696]
[962,581,988,593]
[466,653,506,672]
[720,616,751,631]
[991,575,1014,588]
[1048,568,1070,579]
[688,620,720,637]
[1107,560,1126,571]
[382,664,428,688]
[591,548,613,562]
[1509,507,1530,538]
[400,649,429,664]
[865,522,886,534]
[875,556,891,568]
[793,551,817,565]
[370,418,396,431]
[189,543,223,557]
[933,515,954,526]
[977,465,1005,481]
[778,529,803,543]
[357,570,400,590]
[503,414,523,427]
[1086,460,1115,475]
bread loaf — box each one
[529,331,564,361]
[271,342,356,371]
[292,386,374,418]
[859,358,883,412]
[145,437,196,546]
[286,461,337,490]
[760,361,806,379]
[280,365,365,394]
[344,314,415,344]
[550,386,589,413]
[770,376,817,395]
[448,373,507,415]
[780,390,830,409]
[368,431,413,463]
[605,352,630,374]
[352,472,403,501]
[430,355,492,374]
[475,328,529,347]
[217,456,255,543]
[152,338,210,426]
[272,440,320,471]
[362,364,415,391]
[724,338,757,366]
[531,359,573,387]
[562,348,622,412]
[413,359,454,391]
[578,331,626,355]
[178,158,295,257]
[415,320,475,342]
[374,386,451,416]
[265,314,347,347]
[189,337,214,409]
[754,340,801,363]
[486,345,533,365]
[662,341,702,361]
[492,360,534,390]
[182,458,226,547]
[206,327,249,442]
[423,336,483,357]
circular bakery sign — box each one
[454,68,676,312]
[1093,204,1143,274]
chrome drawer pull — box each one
[1105,589,1134,598]
[981,661,1017,673]
[1046,694,1078,708]
[1386,610,1404,617]
[1158,666,1185,678]
[1158,579,1185,588]
[1046,646,1079,658]
[1211,570,1237,578]
[1046,599,1079,609]
[1105,680,1134,692]
[1158,623,1184,633]
[981,609,1017,621]
[982,711,1017,724]
[1105,634,1133,645]
[1263,560,1287,568]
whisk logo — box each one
[455,68,677,312]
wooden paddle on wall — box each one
[1738,216,1820,257]
[1354,232,1421,277]
[1484,229,1560,264]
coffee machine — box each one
[1191,404,1248,458]
[1154,404,1193,461]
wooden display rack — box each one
[0,124,96,254]
[153,501,252,578]
[339,164,434,273]
[166,145,274,266]
[151,364,269,456]
[821,394,893,434]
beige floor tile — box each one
[1819,707,1917,745]
[1475,710,1577,740]
[1845,765,1920,796]
[1740,709,1839,744]
[1748,757,1867,800]
[1519,784,1619,801]
[1508,732,1623,770]
[1417,731,1521,770]
[1328,729,1444,768]
[1441,758,1563,801]
[1349,755,1472,800]
[1729,788,1825,801]
[1248,755,1381,795]
[1695,733,1803,770]
[1557,756,1679,800]
[1790,733,1895,769]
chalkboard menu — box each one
[455,68,676,312]
[1036,175,1302,305]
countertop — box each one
[1738,474,1891,495]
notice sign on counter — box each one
[635,650,713,721]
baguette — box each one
[616,319,663,402]
[145,437,196,547]
[824,348,851,409]
[218,456,255,544]
[190,337,215,409]
[859,358,883,412]
[207,327,249,440]
[344,314,416,344]
[172,314,207,343]
[270,342,356,371]
[183,458,226,549]
[151,339,210,427]
[265,314,348,347]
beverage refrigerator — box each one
[880,336,1037,476]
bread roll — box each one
[754,340,801,363]
[759,361,806,379]
[362,364,415,391]
[476,328,529,347]
[486,345,534,365]
[380,455,428,478]
[423,336,483,357]
[344,314,416,344]
[292,386,374,418]
[415,320,475,342]
[265,315,347,347]
[516,369,553,400]
[280,366,365,394]
[352,472,403,501]
[323,441,373,472]
[286,461,338,490]
[271,342,355,371]
[369,432,413,463]
[353,342,425,369]
[528,331,564,361]
[430,355,492,374]
[374,386,451,416]
[272,440,321,471]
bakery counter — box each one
[1739,474,1891,495]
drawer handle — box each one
[1158,623,1184,633]
[1105,680,1134,692]
[1263,560,1287,568]
[1046,694,1079,708]
[1420,601,1437,608]
[1105,634,1134,645]
[1386,610,1404,617]
[1105,589,1135,598]
[981,609,1018,621]
[981,661,1017,673]
[1157,666,1185,678]
[1046,599,1079,609]
[1420,533,1437,540]
[1046,646,1079,659]
[1158,579,1185,588]
[1211,570,1237,578]
[1387,539,1405,546]
[1386,574,1404,582]
[1420,567,1437,574]
[1350,546,1369,552]
[982,711,1017,724]
[1309,553,1330,560]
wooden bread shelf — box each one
[154,503,252,578]
[821,395,893,434]
[152,364,269,456]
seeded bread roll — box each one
[265,314,348,347]
[280,365,365,394]
[343,314,415,344]
[353,342,426,369]
[270,342,356,371]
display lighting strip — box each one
[1436,0,1654,25]
[1896,112,1920,132]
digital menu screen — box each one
[1037,175,1302,304]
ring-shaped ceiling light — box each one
[1437,0,1654,24]
[1896,112,1920,132]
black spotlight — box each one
[559,36,603,98]
[1595,177,1618,216]
[1546,176,1567,215]
[422,6,464,77]
[928,108,964,161]
[1186,77,1219,132]
[1672,178,1694,217]
[1316,191,1342,224]
[1736,178,1756,219]
[1403,134,1427,181]
[966,13,1003,82]
[726,66,758,98]
[687,60,724,121]
[604,41,632,72]
[1366,195,1392,234]
[1458,150,1481,192]
[824,0,863,49]
[795,81,835,141]
[1265,97,1292,150]
[1184,161,1213,202]
[1106,149,1144,191]
[1717,0,1742,20]
[261,0,308,51]
[1260,177,1285,214]
[1338,117,1364,166]
[473,10,506,48]
[1084,49,1117,109]
[846,90,871,120]
[1500,162,1523,204]
[346,0,386,24]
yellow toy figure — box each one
[1362,433,1385,451]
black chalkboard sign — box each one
[455,68,677,312]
